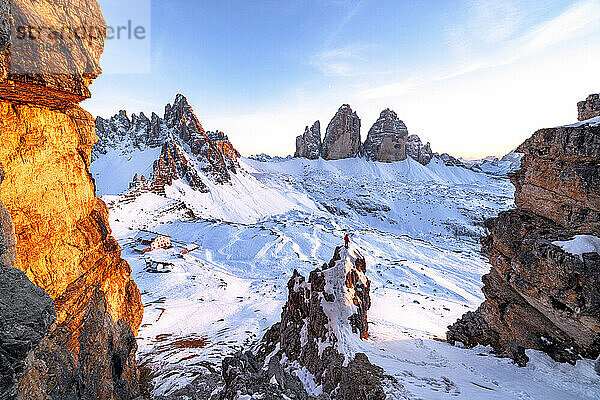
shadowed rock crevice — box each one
[0,264,55,399]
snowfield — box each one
[95,155,600,399]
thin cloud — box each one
[359,0,600,100]
[324,0,366,48]
[312,43,388,77]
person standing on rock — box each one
[344,233,350,248]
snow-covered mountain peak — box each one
[92,94,243,199]
[164,93,204,133]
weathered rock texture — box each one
[363,109,408,162]
[405,134,433,166]
[0,0,104,109]
[0,265,55,399]
[447,115,600,367]
[219,246,393,399]
[295,121,322,159]
[292,105,451,166]
[152,140,209,193]
[321,105,361,160]
[95,94,240,194]
[0,0,143,398]
[578,93,600,121]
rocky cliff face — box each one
[291,105,467,167]
[447,109,600,367]
[94,94,239,193]
[0,0,143,398]
[321,105,362,160]
[405,134,433,166]
[363,108,408,162]
[578,93,600,121]
[0,0,104,109]
[152,140,209,192]
[219,246,391,399]
[295,121,322,160]
[0,264,55,399]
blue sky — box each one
[86,0,600,158]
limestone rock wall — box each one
[321,105,361,160]
[578,93,600,121]
[0,0,143,398]
[447,113,600,367]
[0,0,104,108]
[512,124,600,233]
[405,134,433,165]
[363,108,408,162]
[294,120,321,160]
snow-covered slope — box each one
[563,115,600,128]
[92,150,600,399]
[461,151,523,177]
[91,147,162,195]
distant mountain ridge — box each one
[293,104,521,176]
[93,94,240,194]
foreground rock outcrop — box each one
[0,0,143,397]
[321,105,362,160]
[219,246,393,399]
[363,109,408,162]
[447,101,600,367]
[0,265,55,399]
[578,93,600,121]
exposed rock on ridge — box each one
[218,246,393,399]
[0,0,143,398]
[578,93,600,121]
[405,134,433,165]
[295,121,322,159]
[293,105,460,167]
[321,105,362,160]
[152,140,209,193]
[447,102,600,368]
[94,94,240,193]
[363,108,408,162]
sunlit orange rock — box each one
[0,0,143,398]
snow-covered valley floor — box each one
[100,158,600,399]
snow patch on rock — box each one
[552,235,600,261]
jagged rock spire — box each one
[406,134,433,165]
[218,246,387,399]
[93,94,241,191]
[363,108,409,162]
[294,120,321,159]
[321,104,362,160]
